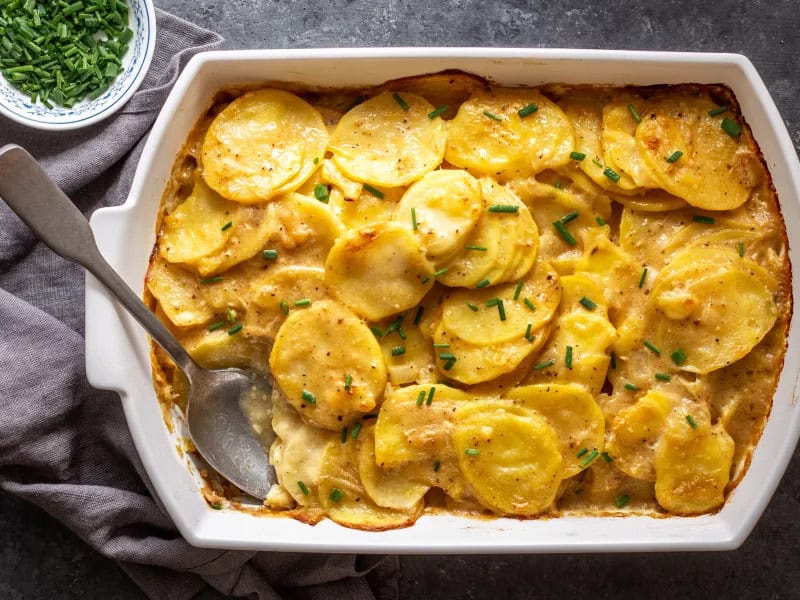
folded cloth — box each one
[0,9,398,600]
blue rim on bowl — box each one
[0,0,157,132]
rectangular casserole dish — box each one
[85,48,800,553]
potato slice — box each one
[201,89,328,203]
[375,71,487,120]
[441,261,560,346]
[445,89,574,179]
[395,169,483,265]
[358,427,430,510]
[325,222,434,321]
[320,157,363,200]
[611,189,687,212]
[318,439,423,530]
[452,400,563,516]
[328,92,446,187]
[601,99,657,190]
[269,299,387,430]
[654,420,734,515]
[606,389,673,481]
[375,316,436,386]
[146,257,215,327]
[184,328,271,377]
[330,184,403,230]
[267,193,345,268]
[244,266,327,338]
[273,421,336,506]
[505,384,605,478]
[635,104,761,210]
[159,177,239,267]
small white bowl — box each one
[0,0,156,131]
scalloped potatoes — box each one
[146,75,789,531]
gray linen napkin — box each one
[0,9,398,600]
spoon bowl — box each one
[0,143,276,500]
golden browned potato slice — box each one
[601,99,658,190]
[452,400,563,516]
[146,257,215,327]
[654,419,734,515]
[269,299,387,430]
[505,384,605,479]
[395,169,483,266]
[244,266,327,338]
[201,89,328,203]
[328,92,446,187]
[440,261,560,347]
[159,178,239,266]
[375,71,487,120]
[445,89,574,179]
[325,222,434,321]
[318,438,423,530]
[183,328,271,376]
[606,389,673,481]
[635,103,761,210]
[358,427,430,510]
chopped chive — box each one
[313,157,320,165]
[426,386,435,405]
[392,92,409,110]
[466,245,488,251]
[433,268,449,278]
[497,300,506,321]
[208,321,225,332]
[416,390,426,406]
[709,106,728,116]
[592,159,603,168]
[488,204,519,213]
[467,303,479,312]
[655,373,672,381]
[200,276,223,284]
[610,351,617,369]
[624,382,639,391]
[464,448,480,456]
[643,340,661,355]
[615,494,630,508]
[476,279,491,288]
[443,358,456,371]
[221,221,233,231]
[627,103,642,123]
[328,488,345,503]
[262,249,279,260]
[486,298,500,307]
[398,327,407,340]
[428,104,448,119]
[671,348,687,365]
[565,345,573,369]
[302,389,317,405]
[341,426,348,443]
[414,306,424,325]
[369,326,384,337]
[363,183,385,199]
[483,110,502,121]
[639,267,648,288]
[579,296,597,311]
[297,481,310,496]
[344,373,352,390]
[570,151,586,161]
[738,242,745,257]
[553,220,577,245]
[227,324,243,335]
[294,298,311,307]
[439,352,456,361]
[576,447,589,458]
[581,449,599,466]
[434,343,450,349]
[561,211,579,224]
[601,452,613,463]
[686,415,699,429]
[280,301,290,315]
[385,315,404,337]
[391,346,406,356]
[666,150,683,163]
[211,502,222,510]
[534,359,555,371]
[513,280,524,300]
[603,167,621,183]
[421,276,431,285]
[693,214,715,224]
[525,323,534,342]
[314,184,329,203]
[596,216,607,226]
[411,207,418,230]
[433,460,441,472]
[524,298,536,312]
[518,103,539,118]
[721,116,741,138]
[351,423,362,439]
[226,307,236,323]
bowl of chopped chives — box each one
[0,0,156,131]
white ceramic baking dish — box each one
[85,48,800,553]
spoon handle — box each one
[0,144,200,379]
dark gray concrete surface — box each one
[2,0,799,598]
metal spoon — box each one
[0,144,275,500]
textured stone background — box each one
[2,0,799,598]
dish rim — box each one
[85,47,800,553]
